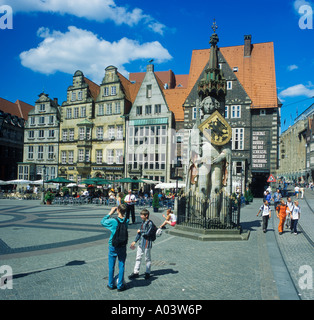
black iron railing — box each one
[177,192,240,230]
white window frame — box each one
[96,150,102,164]
[48,146,54,160]
[108,126,115,139]
[69,129,74,141]
[79,127,85,140]
[28,146,34,159]
[68,151,74,164]
[61,151,67,164]
[231,105,241,118]
[232,128,244,150]
[38,145,44,159]
[106,103,112,115]
[97,126,103,140]
[111,86,116,96]
[107,149,114,164]
[116,149,123,164]
[62,129,68,141]
[66,108,72,119]
[78,149,84,162]
[115,102,121,114]
[116,125,123,139]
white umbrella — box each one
[155,182,185,189]
[67,183,77,187]
[31,180,44,185]
[6,179,33,184]
[142,179,162,184]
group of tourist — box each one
[258,184,302,235]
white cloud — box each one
[279,83,314,98]
[287,64,299,71]
[19,26,172,83]
[0,0,166,34]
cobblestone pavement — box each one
[0,191,313,301]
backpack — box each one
[144,220,158,242]
[112,218,128,248]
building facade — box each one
[182,34,281,196]
[58,70,99,182]
[92,65,137,181]
[0,110,25,181]
[125,64,175,186]
[278,103,314,183]
[18,92,60,181]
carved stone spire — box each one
[198,20,226,102]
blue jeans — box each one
[108,245,127,289]
[291,219,299,233]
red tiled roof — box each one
[84,77,100,101]
[0,97,34,120]
[118,72,141,103]
[163,88,187,122]
[187,42,278,109]
[129,70,178,89]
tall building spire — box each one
[198,20,226,101]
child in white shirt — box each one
[257,200,271,233]
[290,200,301,235]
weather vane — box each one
[212,19,218,33]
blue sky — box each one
[0,0,313,132]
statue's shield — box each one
[198,111,232,146]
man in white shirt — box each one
[285,197,293,228]
[257,200,271,233]
[290,200,301,235]
[124,190,137,224]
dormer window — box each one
[233,67,238,72]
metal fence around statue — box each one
[177,192,240,230]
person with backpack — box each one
[256,200,271,233]
[101,204,128,291]
[128,209,156,280]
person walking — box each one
[273,189,282,209]
[124,189,137,224]
[294,185,300,198]
[276,199,289,235]
[129,209,154,280]
[285,197,293,229]
[290,200,301,235]
[257,200,271,233]
[101,204,128,291]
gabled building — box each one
[58,70,100,182]
[125,63,175,186]
[92,65,139,181]
[182,35,281,195]
[18,92,60,181]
